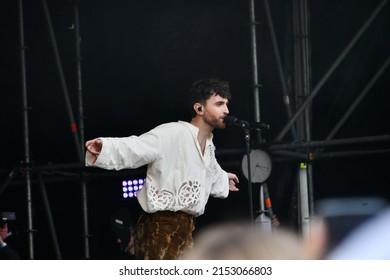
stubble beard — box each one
[204,113,226,130]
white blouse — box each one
[85,121,229,217]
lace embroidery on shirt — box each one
[149,187,175,210]
[148,181,201,211]
[208,145,222,178]
[178,180,200,207]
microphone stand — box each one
[236,121,255,225]
[225,116,270,225]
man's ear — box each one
[194,103,203,114]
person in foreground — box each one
[111,208,136,259]
[0,222,20,260]
[85,79,239,259]
[182,220,326,260]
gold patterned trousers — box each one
[134,211,195,260]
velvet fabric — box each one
[134,211,195,260]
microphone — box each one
[224,115,270,130]
[224,115,249,128]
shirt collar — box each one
[179,121,214,142]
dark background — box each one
[0,0,389,259]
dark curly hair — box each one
[188,79,231,118]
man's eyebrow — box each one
[215,100,228,105]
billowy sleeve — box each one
[209,159,229,198]
[85,130,160,170]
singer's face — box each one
[203,94,229,129]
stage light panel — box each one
[121,178,146,199]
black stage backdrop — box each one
[0,0,389,259]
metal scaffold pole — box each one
[18,0,35,259]
[293,0,313,235]
[73,2,91,259]
[41,0,83,161]
[248,0,262,143]
[263,0,297,141]
[247,0,261,225]
[275,0,389,142]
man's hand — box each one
[227,172,239,191]
[271,214,280,227]
[85,138,102,157]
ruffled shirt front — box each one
[85,121,229,217]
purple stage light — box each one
[121,177,146,199]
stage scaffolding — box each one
[1,0,389,259]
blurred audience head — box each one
[182,221,316,260]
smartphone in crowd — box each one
[314,196,388,254]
